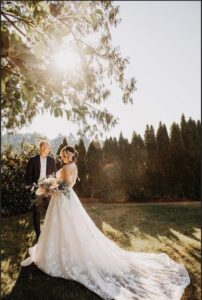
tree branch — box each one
[57,14,93,26]
[58,18,112,60]
[1,12,32,43]
[1,66,20,76]
[1,10,34,25]
[1,11,49,46]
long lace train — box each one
[21,189,190,300]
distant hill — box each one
[1,132,94,154]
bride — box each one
[21,145,190,300]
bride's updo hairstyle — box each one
[60,145,79,163]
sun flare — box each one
[53,47,79,72]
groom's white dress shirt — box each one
[39,155,47,180]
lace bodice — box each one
[56,163,78,188]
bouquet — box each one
[29,177,71,208]
[33,177,71,197]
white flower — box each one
[36,187,46,196]
[44,178,57,184]
[49,183,59,190]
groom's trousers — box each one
[33,196,50,236]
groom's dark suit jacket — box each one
[25,154,57,186]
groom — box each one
[25,140,57,241]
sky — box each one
[18,1,201,141]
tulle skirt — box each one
[21,189,190,300]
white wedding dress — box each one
[21,162,190,300]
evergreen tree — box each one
[180,115,200,197]
[56,137,68,156]
[117,132,131,199]
[76,139,87,196]
[86,140,103,198]
[102,137,118,164]
[180,114,189,148]
[196,120,201,147]
[186,118,200,197]
[102,138,112,164]
[112,137,119,160]
[130,132,146,199]
[101,137,120,202]
[196,120,201,197]
[56,137,68,169]
[170,122,185,197]
[156,122,171,195]
[144,125,159,197]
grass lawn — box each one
[1,202,201,300]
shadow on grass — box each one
[1,202,200,300]
[2,263,103,300]
[86,203,201,300]
[90,203,200,242]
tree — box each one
[180,115,200,197]
[130,132,146,199]
[196,120,201,147]
[1,1,136,136]
[56,137,68,169]
[195,120,201,197]
[56,137,68,155]
[170,122,185,197]
[117,132,131,199]
[101,137,120,202]
[102,136,118,164]
[76,139,87,195]
[156,122,171,195]
[1,141,38,215]
[180,114,189,148]
[185,118,200,197]
[86,140,103,198]
[144,125,159,197]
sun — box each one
[53,47,79,72]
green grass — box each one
[1,202,201,300]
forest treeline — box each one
[1,114,201,215]
[66,114,201,201]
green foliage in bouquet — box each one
[30,178,72,207]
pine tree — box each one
[144,125,158,197]
[117,132,131,200]
[86,140,103,198]
[56,137,68,156]
[102,137,119,164]
[130,131,146,199]
[170,122,185,197]
[102,138,112,164]
[56,137,68,169]
[196,120,201,197]
[102,137,120,202]
[76,139,87,196]
[186,118,200,197]
[156,122,171,195]
[196,120,201,147]
[179,115,200,197]
[180,114,189,148]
